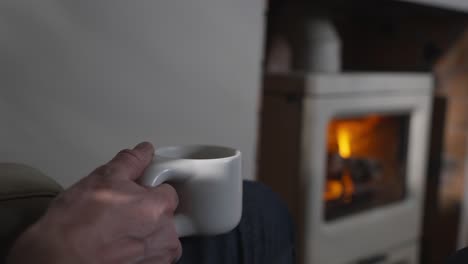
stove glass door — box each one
[324,113,410,221]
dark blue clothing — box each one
[178,181,295,264]
[447,247,468,263]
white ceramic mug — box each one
[137,145,242,237]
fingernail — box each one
[134,141,153,152]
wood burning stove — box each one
[258,73,433,264]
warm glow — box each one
[337,127,351,158]
[325,180,343,201]
[324,172,355,202]
[325,115,389,203]
[342,171,355,203]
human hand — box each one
[7,142,181,264]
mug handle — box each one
[138,164,194,237]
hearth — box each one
[258,73,433,264]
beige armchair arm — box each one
[0,163,63,262]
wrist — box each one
[7,223,67,264]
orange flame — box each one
[324,126,355,202]
[324,180,343,201]
[324,171,355,202]
[337,127,351,158]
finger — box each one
[99,237,145,263]
[122,184,180,238]
[137,255,179,264]
[147,183,179,213]
[96,142,155,181]
[142,217,182,263]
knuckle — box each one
[161,225,182,262]
[87,165,120,187]
[169,238,182,261]
[141,188,179,224]
[142,224,181,262]
[86,174,115,193]
[108,149,146,176]
[93,164,114,178]
[156,184,179,213]
[116,149,143,166]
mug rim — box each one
[154,145,241,160]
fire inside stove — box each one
[324,114,409,221]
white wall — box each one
[0,1,264,187]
